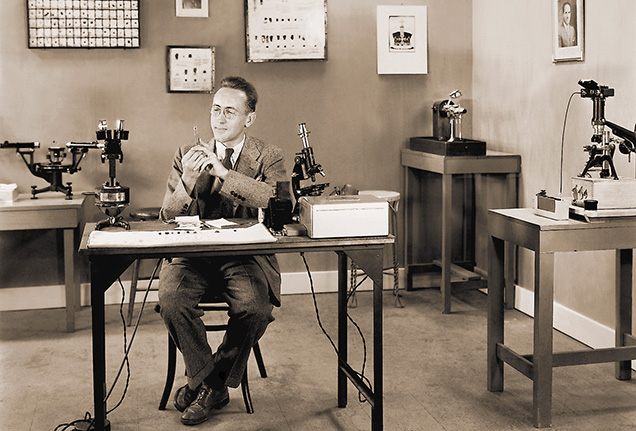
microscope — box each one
[576,79,636,179]
[72,119,131,230]
[291,123,329,213]
[570,80,636,215]
[0,140,98,199]
[263,123,328,234]
[410,89,486,156]
[432,89,467,142]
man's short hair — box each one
[218,76,258,112]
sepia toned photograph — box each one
[176,0,208,18]
[553,0,584,62]
[5,2,636,431]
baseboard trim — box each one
[514,284,616,350]
[0,268,403,311]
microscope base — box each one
[572,177,636,210]
[409,136,486,156]
[95,216,130,231]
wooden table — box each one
[79,221,393,431]
[0,192,90,331]
[401,148,520,313]
[487,208,636,428]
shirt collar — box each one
[215,135,245,167]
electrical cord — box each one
[300,252,372,404]
[560,91,580,194]
[53,259,161,430]
[106,259,161,412]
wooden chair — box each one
[155,295,267,414]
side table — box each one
[0,192,91,331]
[401,148,520,313]
[487,208,636,427]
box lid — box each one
[299,194,388,210]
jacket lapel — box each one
[235,136,260,178]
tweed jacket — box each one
[159,135,287,305]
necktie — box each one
[223,147,234,171]
[219,147,235,217]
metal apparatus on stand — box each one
[432,89,467,142]
[570,80,636,216]
[410,89,486,156]
[92,119,131,230]
[0,140,98,199]
[577,80,636,179]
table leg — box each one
[63,228,76,332]
[487,235,505,392]
[441,173,452,313]
[337,252,348,408]
[344,247,385,430]
[403,166,412,291]
[616,248,633,380]
[533,252,554,428]
[90,255,132,431]
[372,259,384,431]
[91,261,109,431]
[504,173,518,309]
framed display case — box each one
[166,46,215,93]
[245,0,327,62]
[27,0,140,49]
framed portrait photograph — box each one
[376,5,428,74]
[176,0,209,18]
[552,0,584,62]
[245,0,327,62]
[167,46,215,93]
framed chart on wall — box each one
[244,0,327,62]
[27,0,140,49]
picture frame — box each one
[376,5,428,74]
[26,0,140,49]
[167,46,215,93]
[176,0,208,18]
[552,0,584,62]
[245,0,327,62]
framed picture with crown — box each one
[376,5,428,74]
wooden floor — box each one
[3,287,636,430]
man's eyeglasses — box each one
[210,106,246,120]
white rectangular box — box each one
[299,195,389,238]
[0,183,18,204]
[571,177,636,209]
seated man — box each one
[158,76,287,426]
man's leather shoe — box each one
[174,384,200,412]
[180,383,229,426]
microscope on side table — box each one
[570,80,636,216]
[0,140,98,199]
[409,89,487,156]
